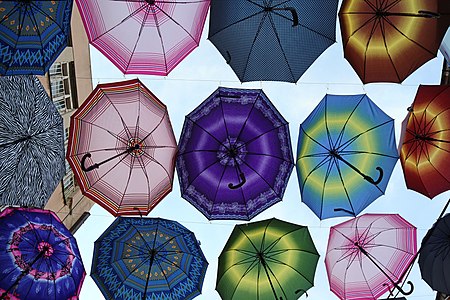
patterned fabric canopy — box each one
[0,207,85,300]
[0,0,73,75]
[0,75,64,208]
[297,94,398,219]
[340,0,450,83]
[67,79,177,216]
[208,0,338,83]
[326,214,417,300]
[75,0,210,75]
[177,87,294,220]
[91,217,208,300]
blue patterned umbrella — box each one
[0,0,73,75]
[0,207,86,300]
[91,217,208,300]
[0,75,64,208]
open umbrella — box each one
[399,85,450,198]
[340,0,450,83]
[297,94,398,219]
[75,0,210,75]
[91,216,208,300]
[0,75,64,208]
[208,0,338,83]
[176,87,294,220]
[441,28,450,62]
[0,0,73,75]
[419,212,450,295]
[66,79,177,216]
[325,213,417,300]
[0,206,85,300]
[216,218,319,300]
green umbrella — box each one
[216,218,319,300]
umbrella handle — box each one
[81,153,99,172]
[364,166,383,185]
[272,7,298,27]
[228,173,246,189]
[383,280,414,296]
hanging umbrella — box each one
[399,85,450,199]
[66,79,177,216]
[216,218,319,300]
[419,212,450,295]
[0,75,64,208]
[208,0,338,83]
[440,28,450,62]
[325,213,417,300]
[339,0,450,83]
[0,206,85,300]
[75,0,210,75]
[176,87,294,220]
[297,94,398,220]
[0,0,73,75]
[91,216,208,300]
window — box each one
[49,61,78,114]
[63,126,76,198]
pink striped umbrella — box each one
[75,0,210,75]
[325,214,417,300]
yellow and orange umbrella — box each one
[339,0,450,83]
[399,85,450,198]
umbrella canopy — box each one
[176,87,294,220]
[208,0,338,83]
[91,216,208,300]
[0,0,73,75]
[399,85,450,198]
[216,218,319,300]
[75,0,210,75]
[340,0,450,83]
[297,94,398,220]
[419,213,450,295]
[66,79,177,216]
[325,213,417,300]
[0,75,64,208]
[0,207,85,300]
[440,27,450,62]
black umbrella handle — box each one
[228,172,246,189]
[272,7,298,27]
[383,281,414,296]
[81,146,137,172]
[363,167,383,185]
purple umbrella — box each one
[176,87,294,220]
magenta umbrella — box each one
[325,214,417,300]
[75,0,210,75]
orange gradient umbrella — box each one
[339,0,450,83]
[399,85,450,198]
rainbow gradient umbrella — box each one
[297,94,398,219]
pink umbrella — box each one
[75,0,210,75]
[325,214,417,300]
[66,79,177,216]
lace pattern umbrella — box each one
[0,207,85,300]
[0,0,73,75]
[177,87,294,220]
[75,0,210,75]
[66,79,177,216]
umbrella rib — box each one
[74,118,129,146]
[140,149,173,181]
[358,254,378,299]
[245,151,295,163]
[299,155,331,192]
[0,3,20,26]
[300,125,332,152]
[140,109,171,144]
[180,159,223,194]
[319,156,335,218]
[266,256,315,286]
[135,155,153,213]
[211,165,228,215]
[378,14,402,82]
[240,158,284,200]
[333,95,365,150]
[184,116,229,148]
[103,93,133,141]
[338,119,394,151]
[233,91,259,143]
[29,1,69,37]
[340,150,398,159]
[334,159,358,216]
[208,6,264,37]
[239,123,290,151]
[227,258,260,300]
[115,155,135,214]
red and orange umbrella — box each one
[399,85,450,198]
[339,0,450,83]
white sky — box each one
[74,4,450,300]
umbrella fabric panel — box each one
[216,218,319,300]
[0,207,85,300]
[177,87,294,220]
[325,214,417,300]
[67,79,177,216]
[91,217,208,300]
[297,94,398,219]
[208,0,338,82]
[340,0,450,83]
[400,85,450,198]
[0,75,64,208]
[419,213,450,294]
[0,0,73,75]
[76,0,210,75]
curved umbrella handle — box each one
[383,280,414,296]
[228,173,246,189]
[364,167,383,185]
[272,7,298,27]
[81,153,99,172]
